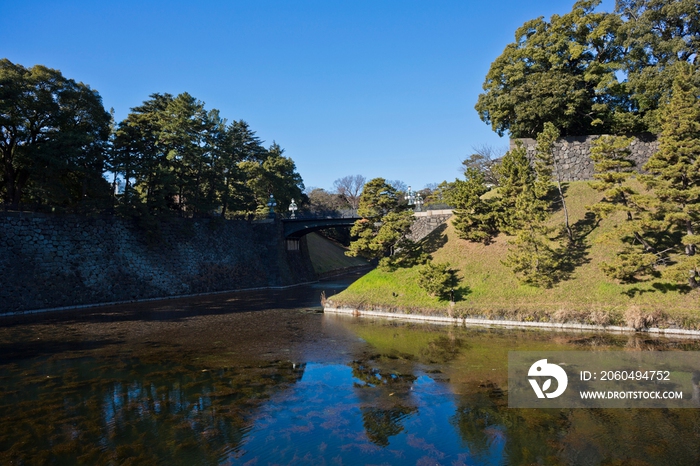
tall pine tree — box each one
[642,63,700,288]
[587,135,659,281]
[445,168,500,244]
[499,143,562,287]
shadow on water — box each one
[0,271,368,328]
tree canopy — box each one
[475,0,699,138]
[0,59,112,210]
[0,59,306,218]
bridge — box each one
[279,209,453,251]
[281,216,360,250]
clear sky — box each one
[1,0,614,192]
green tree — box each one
[494,144,539,234]
[588,135,637,219]
[0,59,111,210]
[586,135,659,281]
[535,122,573,242]
[642,63,700,288]
[346,178,421,270]
[112,93,178,216]
[239,142,305,218]
[443,168,500,244]
[498,144,564,287]
[418,261,460,300]
[615,0,700,133]
[306,188,345,216]
[475,0,633,138]
[217,120,264,218]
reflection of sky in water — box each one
[3,285,700,465]
[234,363,506,465]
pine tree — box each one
[445,168,499,244]
[536,122,573,242]
[495,143,537,234]
[418,261,460,300]
[347,178,422,270]
[587,135,658,281]
[642,63,700,288]
[498,143,563,287]
[588,135,636,219]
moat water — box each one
[1,273,700,465]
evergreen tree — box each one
[0,59,112,210]
[587,135,659,281]
[347,178,421,270]
[642,63,700,288]
[535,122,573,242]
[615,0,700,133]
[475,0,633,138]
[444,168,499,244]
[498,143,563,287]
[588,135,636,219]
[418,261,460,300]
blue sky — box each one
[1,0,614,192]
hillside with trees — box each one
[333,0,700,329]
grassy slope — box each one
[329,181,700,329]
[306,232,368,275]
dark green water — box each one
[2,274,700,465]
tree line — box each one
[0,59,305,219]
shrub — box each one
[418,261,459,301]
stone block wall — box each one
[0,214,315,313]
[511,133,658,181]
[409,210,453,242]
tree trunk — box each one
[551,154,573,243]
[686,220,696,256]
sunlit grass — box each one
[329,181,700,329]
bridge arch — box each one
[281,217,360,250]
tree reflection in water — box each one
[4,299,700,464]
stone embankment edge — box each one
[323,306,700,339]
[0,281,322,319]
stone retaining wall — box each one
[409,210,453,242]
[0,214,315,313]
[511,133,658,181]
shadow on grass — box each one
[572,211,600,241]
[551,238,592,285]
[651,282,693,294]
[546,182,569,214]
[622,287,657,298]
[440,285,471,303]
[453,285,472,302]
[620,282,692,297]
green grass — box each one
[306,232,368,274]
[329,181,700,329]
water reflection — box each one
[2,283,700,464]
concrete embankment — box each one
[323,306,700,339]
